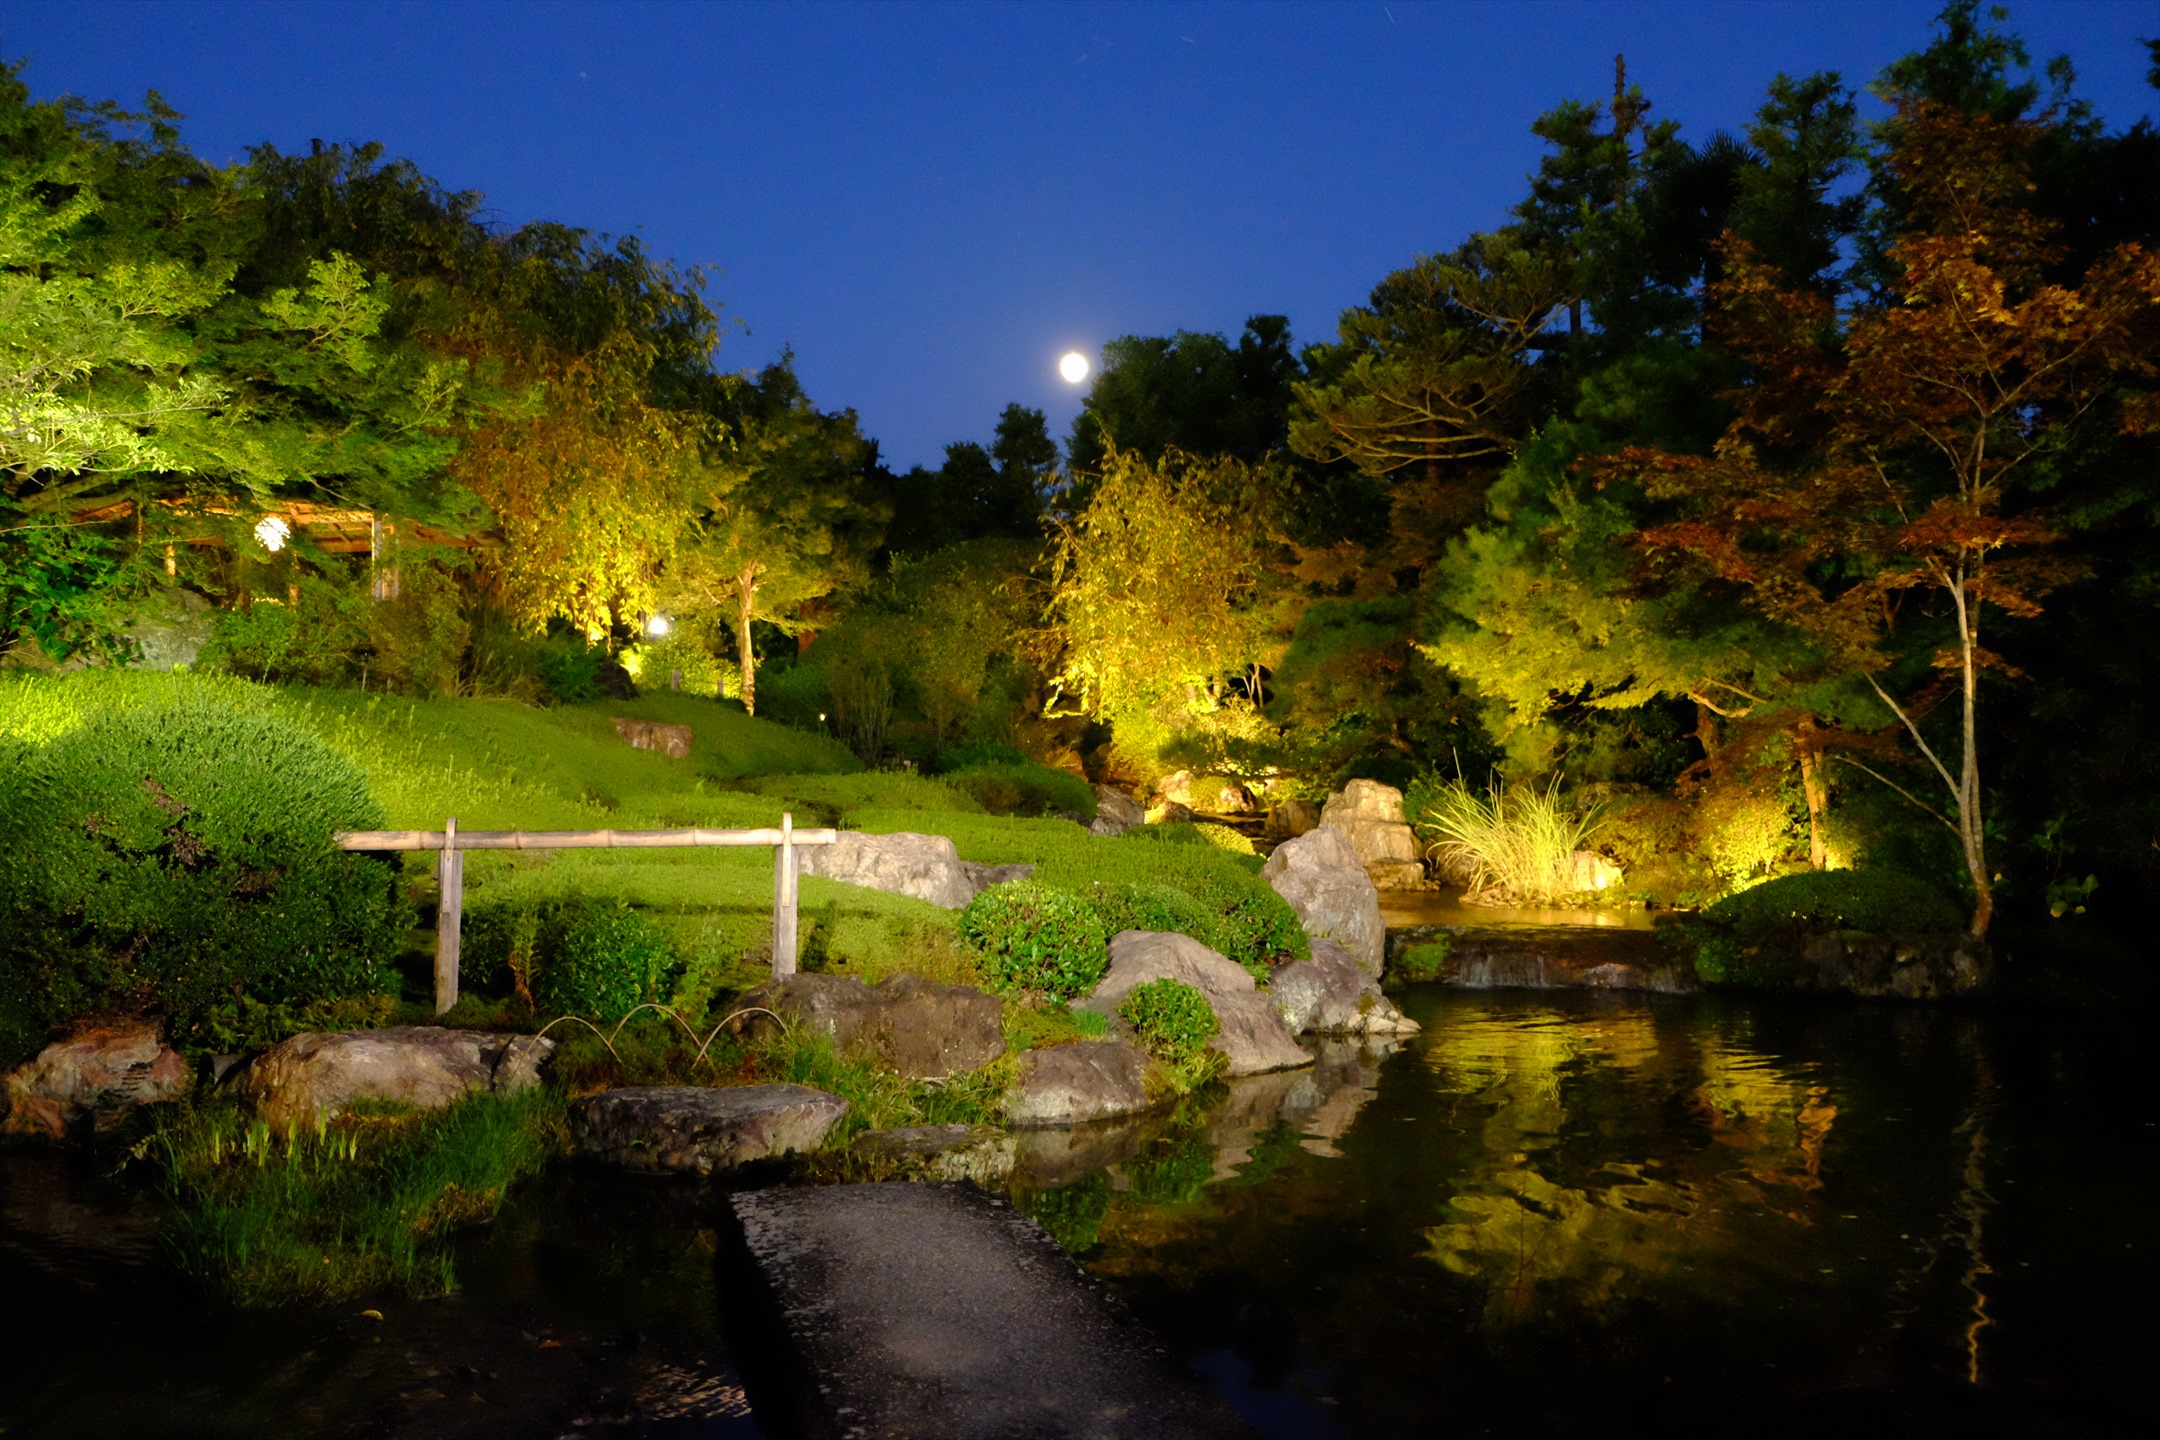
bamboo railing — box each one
[335,814,838,1013]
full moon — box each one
[1058,350,1090,384]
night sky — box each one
[6,1,2155,469]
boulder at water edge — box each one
[571,1084,848,1174]
[1271,939,1420,1037]
[1080,930,1310,1077]
[228,1026,552,1131]
[1320,778,1427,890]
[3,1024,189,1140]
[1261,826,1387,977]
[733,972,1005,1079]
[1005,1041,1152,1127]
[798,830,976,908]
[851,1123,1017,1184]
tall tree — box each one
[1615,98,2160,936]
[1067,316,1300,474]
[665,358,882,714]
[1037,445,1273,761]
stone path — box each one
[728,1182,1255,1439]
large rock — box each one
[734,973,1004,1079]
[571,1084,846,1174]
[228,1026,553,1131]
[1797,931,1990,999]
[1395,925,1692,993]
[961,860,1037,893]
[1271,939,1420,1036]
[1080,930,1310,1077]
[1265,798,1321,841]
[1005,1041,1151,1127]
[1088,785,1145,837]
[852,1123,1016,1185]
[1261,825,1386,977]
[1321,778,1426,889]
[1572,850,1624,893]
[611,716,693,759]
[799,830,975,908]
[3,1025,189,1140]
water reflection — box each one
[1417,1012,1841,1325]
[1030,990,2159,1438]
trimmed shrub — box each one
[1177,869,1309,975]
[1677,868,1965,988]
[1088,882,1228,954]
[0,697,406,1055]
[1118,978,1219,1067]
[957,880,1110,1000]
[464,896,676,1021]
[1704,868,1964,937]
[945,760,1096,819]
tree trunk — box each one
[1795,720,1829,870]
[735,567,759,716]
[1693,700,1722,761]
[1953,573,1991,939]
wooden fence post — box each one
[773,811,799,978]
[435,816,462,1014]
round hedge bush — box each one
[0,697,407,1050]
[1088,882,1227,954]
[1117,978,1219,1068]
[465,895,675,1021]
[957,879,1109,1000]
[1703,868,1965,939]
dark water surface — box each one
[4,988,2155,1437]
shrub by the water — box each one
[464,896,677,1021]
[1176,868,1309,975]
[1088,882,1228,953]
[1678,868,1965,987]
[957,880,1110,1000]
[0,694,406,1055]
[1704,867,1964,936]
[1118,979,1219,1068]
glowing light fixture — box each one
[254,515,290,553]
[645,614,671,637]
[1058,350,1090,384]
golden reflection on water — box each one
[1420,1009,1838,1325]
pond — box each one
[4,987,2153,1438]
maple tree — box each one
[1613,98,2160,936]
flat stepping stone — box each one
[571,1084,847,1175]
[729,1182,1253,1438]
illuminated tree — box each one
[1614,99,2160,936]
[663,359,881,714]
[1039,445,1274,759]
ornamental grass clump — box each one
[1117,978,1224,1093]
[154,1088,563,1307]
[1417,775,1602,906]
[957,880,1110,1000]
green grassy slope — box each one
[3,673,1286,1006]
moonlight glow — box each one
[1058,351,1090,384]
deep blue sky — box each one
[6,1,2155,469]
